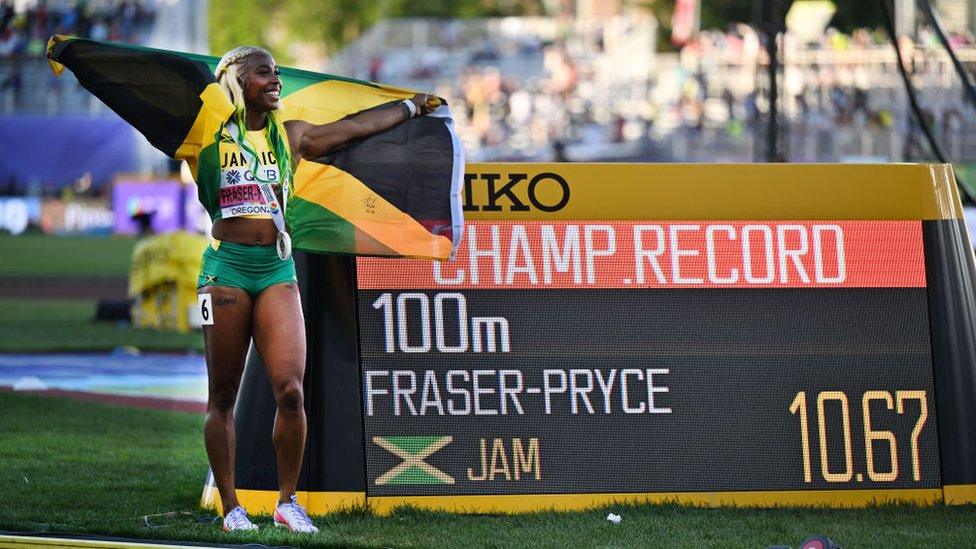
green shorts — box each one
[197,240,297,297]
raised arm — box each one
[286,93,436,160]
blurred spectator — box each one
[1,55,21,101]
[0,27,21,57]
[368,55,382,82]
[1,3,14,33]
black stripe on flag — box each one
[49,37,215,158]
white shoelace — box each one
[276,495,318,532]
[223,506,258,531]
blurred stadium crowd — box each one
[330,15,976,164]
[1,0,976,203]
[0,0,154,55]
[0,0,155,119]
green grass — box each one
[0,233,137,278]
[0,299,203,353]
[0,233,202,352]
[1,392,975,548]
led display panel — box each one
[356,219,940,496]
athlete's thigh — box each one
[198,286,253,390]
[251,283,306,388]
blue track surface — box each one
[0,352,207,401]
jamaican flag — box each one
[47,35,463,260]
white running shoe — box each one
[222,505,258,532]
[274,495,319,533]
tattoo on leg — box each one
[215,296,239,307]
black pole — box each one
[758,0,790,162]
[881,0,948,163]
[881,0,976,204]
[762,0,779,162]
[916,0,976,109]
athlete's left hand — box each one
[410,93,439,115]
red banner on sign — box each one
[357,221,926,289]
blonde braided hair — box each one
[215,45,266,109]
[213,46,293,189]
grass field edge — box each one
[197,487,948,516]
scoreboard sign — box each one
[358,221,935,493]
[205,163,976,515]
[355,163,974,512]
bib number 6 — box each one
[198,293,214,326]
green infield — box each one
[0,233,204,352]
[0,299,203,353]
[0,233,137,278]
[1,392,974,548]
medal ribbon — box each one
[223,121,289,237]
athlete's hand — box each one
[410,93,438,115]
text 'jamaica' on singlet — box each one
[217,129,281,220]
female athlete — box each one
[201,46,434,533]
